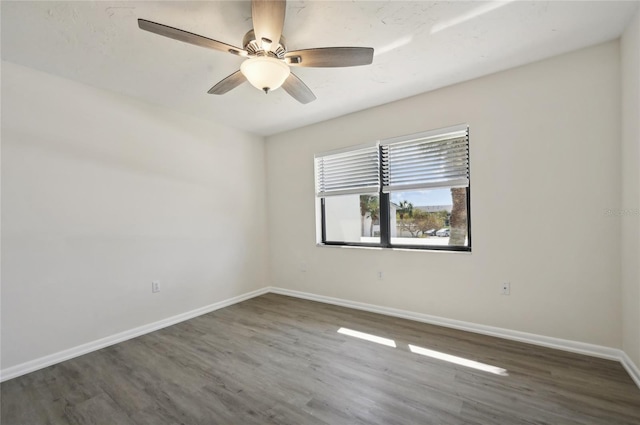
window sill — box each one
[316,243,471,254]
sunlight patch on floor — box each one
[409,344,509,376]
[337,327,508,376]
[337,327,397,348]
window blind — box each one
[381,125,469,193]
[315,143,380,197]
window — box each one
[323,194,381,244]
[315,124,470,251]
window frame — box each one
[317,125,472,252]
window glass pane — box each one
[389,188,469,247]
[324,194,381,243]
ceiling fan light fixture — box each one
[138,0,375,103]
[240,56,290,93]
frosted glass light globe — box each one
[240,56,290,93]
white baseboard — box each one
[0,287,269,382]
[269,287,640,390]
[620,351,640,389]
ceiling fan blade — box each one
[282,73,316,104]
[251,0,286,52]
[207,70,247,95]
[138,19,246,57]
[285,47,374,67]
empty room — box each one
[2,0,640,424]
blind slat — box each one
[385,145,469,162]
[382,178,469,192]
[385,136,467,151]
[382,125,469,192]
[388,166,469,181]
[315,144,380,197]
[314,125,469,198]
[322,162,380,176]
[383,155,469,171]
[321,154,379,168]
[324,177,380,187]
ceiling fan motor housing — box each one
[243,29,287,58]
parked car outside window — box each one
[436,228,450,237]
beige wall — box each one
[621,9,640,369]
[1,62,268,369]
[266,42,622,348]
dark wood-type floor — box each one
[2,293,640,424]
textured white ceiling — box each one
[2,1,637,135]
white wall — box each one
[1,61,267,370]
[266,42,622,348]
[621,9,640,370]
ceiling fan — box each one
[138,0,374,104]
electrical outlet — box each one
[152,280,160,293]
[300,262,308,273]
[501,282,510,295]
[377,271,383,280]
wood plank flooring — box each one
[2,293,640,424]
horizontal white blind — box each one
[382,125,469,192]
[315,144,380,197]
